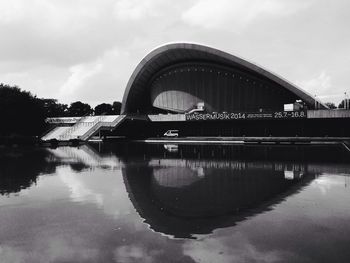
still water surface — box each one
[0,143,350,263]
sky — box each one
[0,0,349,107]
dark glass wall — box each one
[104,117,350,138]
[150,63,299,113]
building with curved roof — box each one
[122,43,326,114]
[42,43,350,141]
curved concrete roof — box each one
[122,43,327,113]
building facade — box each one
[122,43,326,114]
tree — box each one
[338,99,350,109]
[67,101,93,116]
[0,83,46,136]
[94,103,113,115]
[40,98,68,117]
[112,101,122,114]
[325,102,336,109]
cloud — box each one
[113,245,162,263]
[0,237,99,263]
[0,0,192,104]
[0,0,349,106]
[44,236,99,262]
[0,63,69,100]
[183,234,288,263]
[114,0,167,21]
[182,0,312,31]
[0,0,26,24]
[295,71,340,102]
[56,164,132,218]
[58,62,103,102]
[312,175,346,195]
[0,245,27,263]
[59,169,104,206]
[56,48,137,105]
[0,0,119,66]
[296,71,348,104]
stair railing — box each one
[78,114,107,140]
[58,113,90,140]
[80,115,126,141]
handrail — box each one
[80,115,126,141]
[342,141,350,154]
[80,122,105,140]
[59,113,102,140]
[59,114,91,140]
[78,115,107,140]
[41,126,61,140]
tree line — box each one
[325,101,350,109]
[42,99,122,117]
[0,83,122,136]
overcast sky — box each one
[0,0,349,106]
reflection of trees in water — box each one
[0,144,116,195]
[0,144,121,195]
[0,148,56,195]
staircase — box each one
[41,126,71,141]
[79,115,125,140]
[41,115,126,141]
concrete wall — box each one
[307,110,350,118]
[148,114,186,122]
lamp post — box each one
[314,94,317,110]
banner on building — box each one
[185,111,306,121]
[46,117,82,124]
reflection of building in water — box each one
[117,143,350,239]
[2,142,348,240]
[150,164,310,218]
[163,144,178,153]
[122,158,316,239]
[46,145,123,170]
[149,159,307,174]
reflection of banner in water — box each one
[185,111,307,121]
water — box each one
[0,143,350,263]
